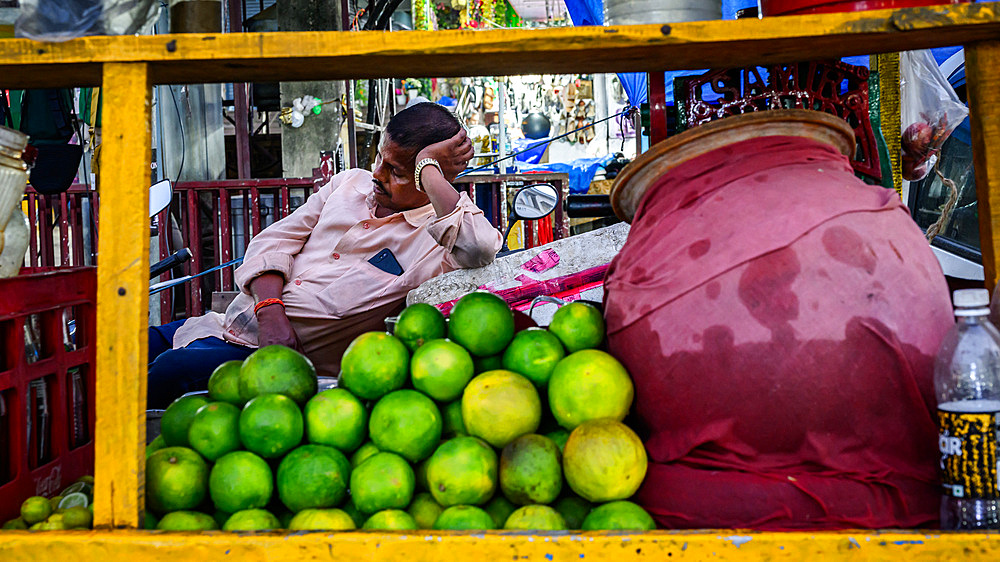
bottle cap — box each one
[953,288,990,308]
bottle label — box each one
[938,409,1000,500]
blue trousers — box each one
[147,320,254,409]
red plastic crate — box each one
[0,267,96,522]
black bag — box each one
[19,89,84,195]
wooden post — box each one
[966,41,1000,293]
[93,62,152,529]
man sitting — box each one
[147,102,502,408]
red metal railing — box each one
[24,185,98,269]
[25,172,570,325]
[155,178,320,324]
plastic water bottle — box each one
[935,288,1000,529]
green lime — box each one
[425,436,497,507]
[208,360,245,406]
[462,370,541,448]
[548,350,633,430]
[210,450,273,513]
[350,452,415,514]
[369,389,442,463]
[20,497,52,525]
[581,500,655,531]
[363,509,419,530]
[276,444,350,512]
[504,505,567,530]
[499,434,562,505]
[212,510,230,528]
[341,498,365,527]
[2,517,28,530]
[156,510,218,531]
[407,492,443,529]
[414,458,430,492]
[473,354,504,374]
[501,328,566,387]
[58,492,89,510]
[76,475,95,485]
[447,292,515,357]
[161,395,211,447]
[188,402,242,462]
[304,388,368,453]
[276,508,295,529]
[146,435,167,458]
[483,495,516,528]
[563,420,647,503]
[394,303,447,352]
[238,345,318,406]
[547,302,605,352]
[146,447,209,514]
[442,400,466,438]
[239,393,304,458]
[553,495,592,529]
[339,332,410,401]
[60,481,93,499]
[432,505,495,530]
[48,496,63,511]
[545,429,570,454]
[223,508,281,531]
[287,508,356,530]
[350,442,380,469]
[411,339,475,402]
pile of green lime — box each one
[2,476,96,531]
[3,295,653,533]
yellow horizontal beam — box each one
[0,2,998,87]
[1,529,999,561]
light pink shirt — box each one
[173,168,502,376]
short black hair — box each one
[384,102,462,158]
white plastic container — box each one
[0,126,30,278]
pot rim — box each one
[610,109,856,223]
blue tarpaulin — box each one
[519,156,614,194]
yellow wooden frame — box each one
[3,3,1000,558]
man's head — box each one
[371,102,463,213]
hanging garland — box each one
[435,2,461,29]
[413,0,433,30]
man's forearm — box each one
[249,271,285,301]
[421,165,461,218]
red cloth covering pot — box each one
[760,0,967,16]
[604,135,952,530]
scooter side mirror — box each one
[149,179,173,218]
[500,183,560,255]
[511,183,559,221]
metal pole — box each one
[498,77,507,173]
[228,0,252,179]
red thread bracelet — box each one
[254,298,285,315]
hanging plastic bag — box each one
[899,49,968,181]
[15,0,161,42]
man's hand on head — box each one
[416,128,474,181]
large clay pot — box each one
[760,0,967,16]
[605,110,952,530]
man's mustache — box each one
[373,179,387,193]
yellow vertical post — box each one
[93,62,152,529]
[966,41,1000,293]
[872,52,902,196]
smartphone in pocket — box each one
[368,248,404,276]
